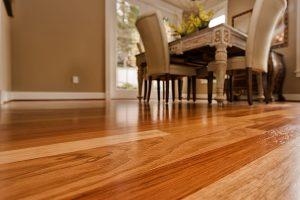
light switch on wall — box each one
[72,76,80,84]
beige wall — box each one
[0,1,11,92]
[11,0,105,92]
[228,0,300,94]
[276,0,298,94]
[8,0,300,94]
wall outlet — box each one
[72,76,80,84]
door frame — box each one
[105,0,182,100]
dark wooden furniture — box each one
[136,24,247,105]
[268,51,286,101]
[232,0,289,49]
[230,51,286,102]
[3,0,13,17]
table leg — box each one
[214,44,227,105]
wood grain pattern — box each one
[0,130,168,164]
[0,100,299,199]
[185,137,300,200]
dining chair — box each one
[208,0,287,105]
[136,12,201,103]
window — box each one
[116,0,140,90]
[106,0,182,99]
[209,15,226,28]
[115,0,181,90]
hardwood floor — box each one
[0,100,299,199]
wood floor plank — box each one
[0,127,266,199]
[184,143,300,200]
[0,101,299,199]
[71,128,297,200]
[0,130,169,164]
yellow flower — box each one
[169,3,215,36]
[170,20,188,36]
[207,11,214,20]
[193,16,202,28]
[199,11,209,22]
[187,14,201,29]
[186,23,196,34]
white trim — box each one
[105,0,116,100]
[296,0,300,77]
[284,94,300,101]
[4,92,300,101]
[0,91,10,104]
[7,92,105,101]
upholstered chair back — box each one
[246,0,287,72]
[136,13,170,76]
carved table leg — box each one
[214,44,227,106]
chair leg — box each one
[187,77,191,101]
[178,78,183,101]
[229,72,234,102]
[192,76,197,102]
[246,68,253,105]
[165,75,170,103]
[257,73,264,103]
[147,76,152,103]
[143,80,148,101]
[163,81,165,100]
[225,78,230,101]
[267,70,274,103]
[157,79,160,102]
[171,77,176,102]
[208,72,213,104]
[263,72,269,104]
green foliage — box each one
[119,82,137,90]
[117,0,140,67]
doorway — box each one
[105,0,182,99]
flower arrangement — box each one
[170,3,214,37]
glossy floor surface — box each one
[0,100,300,199]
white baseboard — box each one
[284,94,300,101]
[7,92,106,101]
[3,92,299,102]
[0,91,10,104]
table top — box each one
[136,24,247,57]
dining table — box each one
[135,24,247,105]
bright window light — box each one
[209,15,226,28]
